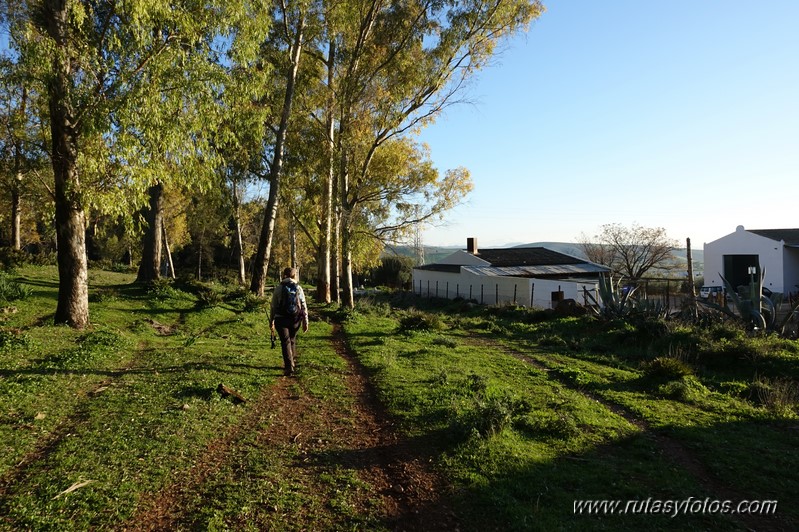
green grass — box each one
[2,270,798,530]
[340,297,799,530]
[0,266,376,530]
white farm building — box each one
[412,238,610,308]
[703,226,799,297]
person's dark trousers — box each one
[275,316,301,375]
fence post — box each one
[427,280,430,298]
[456,284,459,298]
[481,284,484,304]
[495,284,499,305]
[446,282,449,299]
[531,283,535,308]
[469,285,473,301]
[513,284,517,305]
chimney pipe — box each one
[467,237,478,254]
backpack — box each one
[279,281,301,317]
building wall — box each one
[783,247,799,297]
[412,267,598,309]
[703,226,787,293]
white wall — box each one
[412,267,598,309]
[783,247,799,296]
[703,226,786,293]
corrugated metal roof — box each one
[748,229,799,246]
[473,247,588,267]
[414,264,461,273]
[462,264,609,278]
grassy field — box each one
[1,266,798,530]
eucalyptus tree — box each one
[249,0,326,297]
[5,0,262,326]
[0,47,49,250]
[330,0,543,307]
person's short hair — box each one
[283,267,295,279]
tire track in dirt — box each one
[325,322,459,531]
[464,334,790,532]
[124,321,459,531]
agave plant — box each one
[700,266,784,331]
[584,275,638,318]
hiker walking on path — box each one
[270,267,309,376]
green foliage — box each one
[367,256,415,289]
[145,278,181,300]
[0,249,32,270]
[641,357,694,381]
[0,272,31,302]
[195,287,224,308]
[515,410,581,440]
[397,310,444,333]
[241,292,268,313]
[657,375,709,403]
[749,376,799,418]
[551,367,591,388]
[0,328,31,351]
[584,275,638,318]
[88,288,120,303]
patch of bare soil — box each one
[125,322,458,531]
[325,323,458,531]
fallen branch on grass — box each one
[217,383,247,404]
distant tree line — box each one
[0,0,544,327]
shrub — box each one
[146,278,180,300]
[515,411,580,440]
[458,388,530,438]
[658,376,708,403]
[195,286,223,308]
[641,357,694,381]
[89,288,120,303]
[749,377,799,418]
[551,367,591,388]
[538,334,568,349]
[0,273,32,302]
[397,310,444,333]
[242,292,268,313]
[431,336,458,349]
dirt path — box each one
[463,334,789,532]
[125,322,457,530]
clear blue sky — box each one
[418,0,799,249]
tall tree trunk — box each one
[331,205,340,304]
[11,174,22,251]
[316,39,335,303]
[11,88,27,251]
[686,237,698,319]
[339,151,354,309]
[163,223,175,279]
[231,182,246,285]
[290,216,298,279]
[250,19,304,296]
[136,182,164,283]
[44,0,89,328]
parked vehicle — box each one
[699,286,724,299]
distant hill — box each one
[386,241,703,276]
[516,242,704,276]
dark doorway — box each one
[723,254,759,292]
